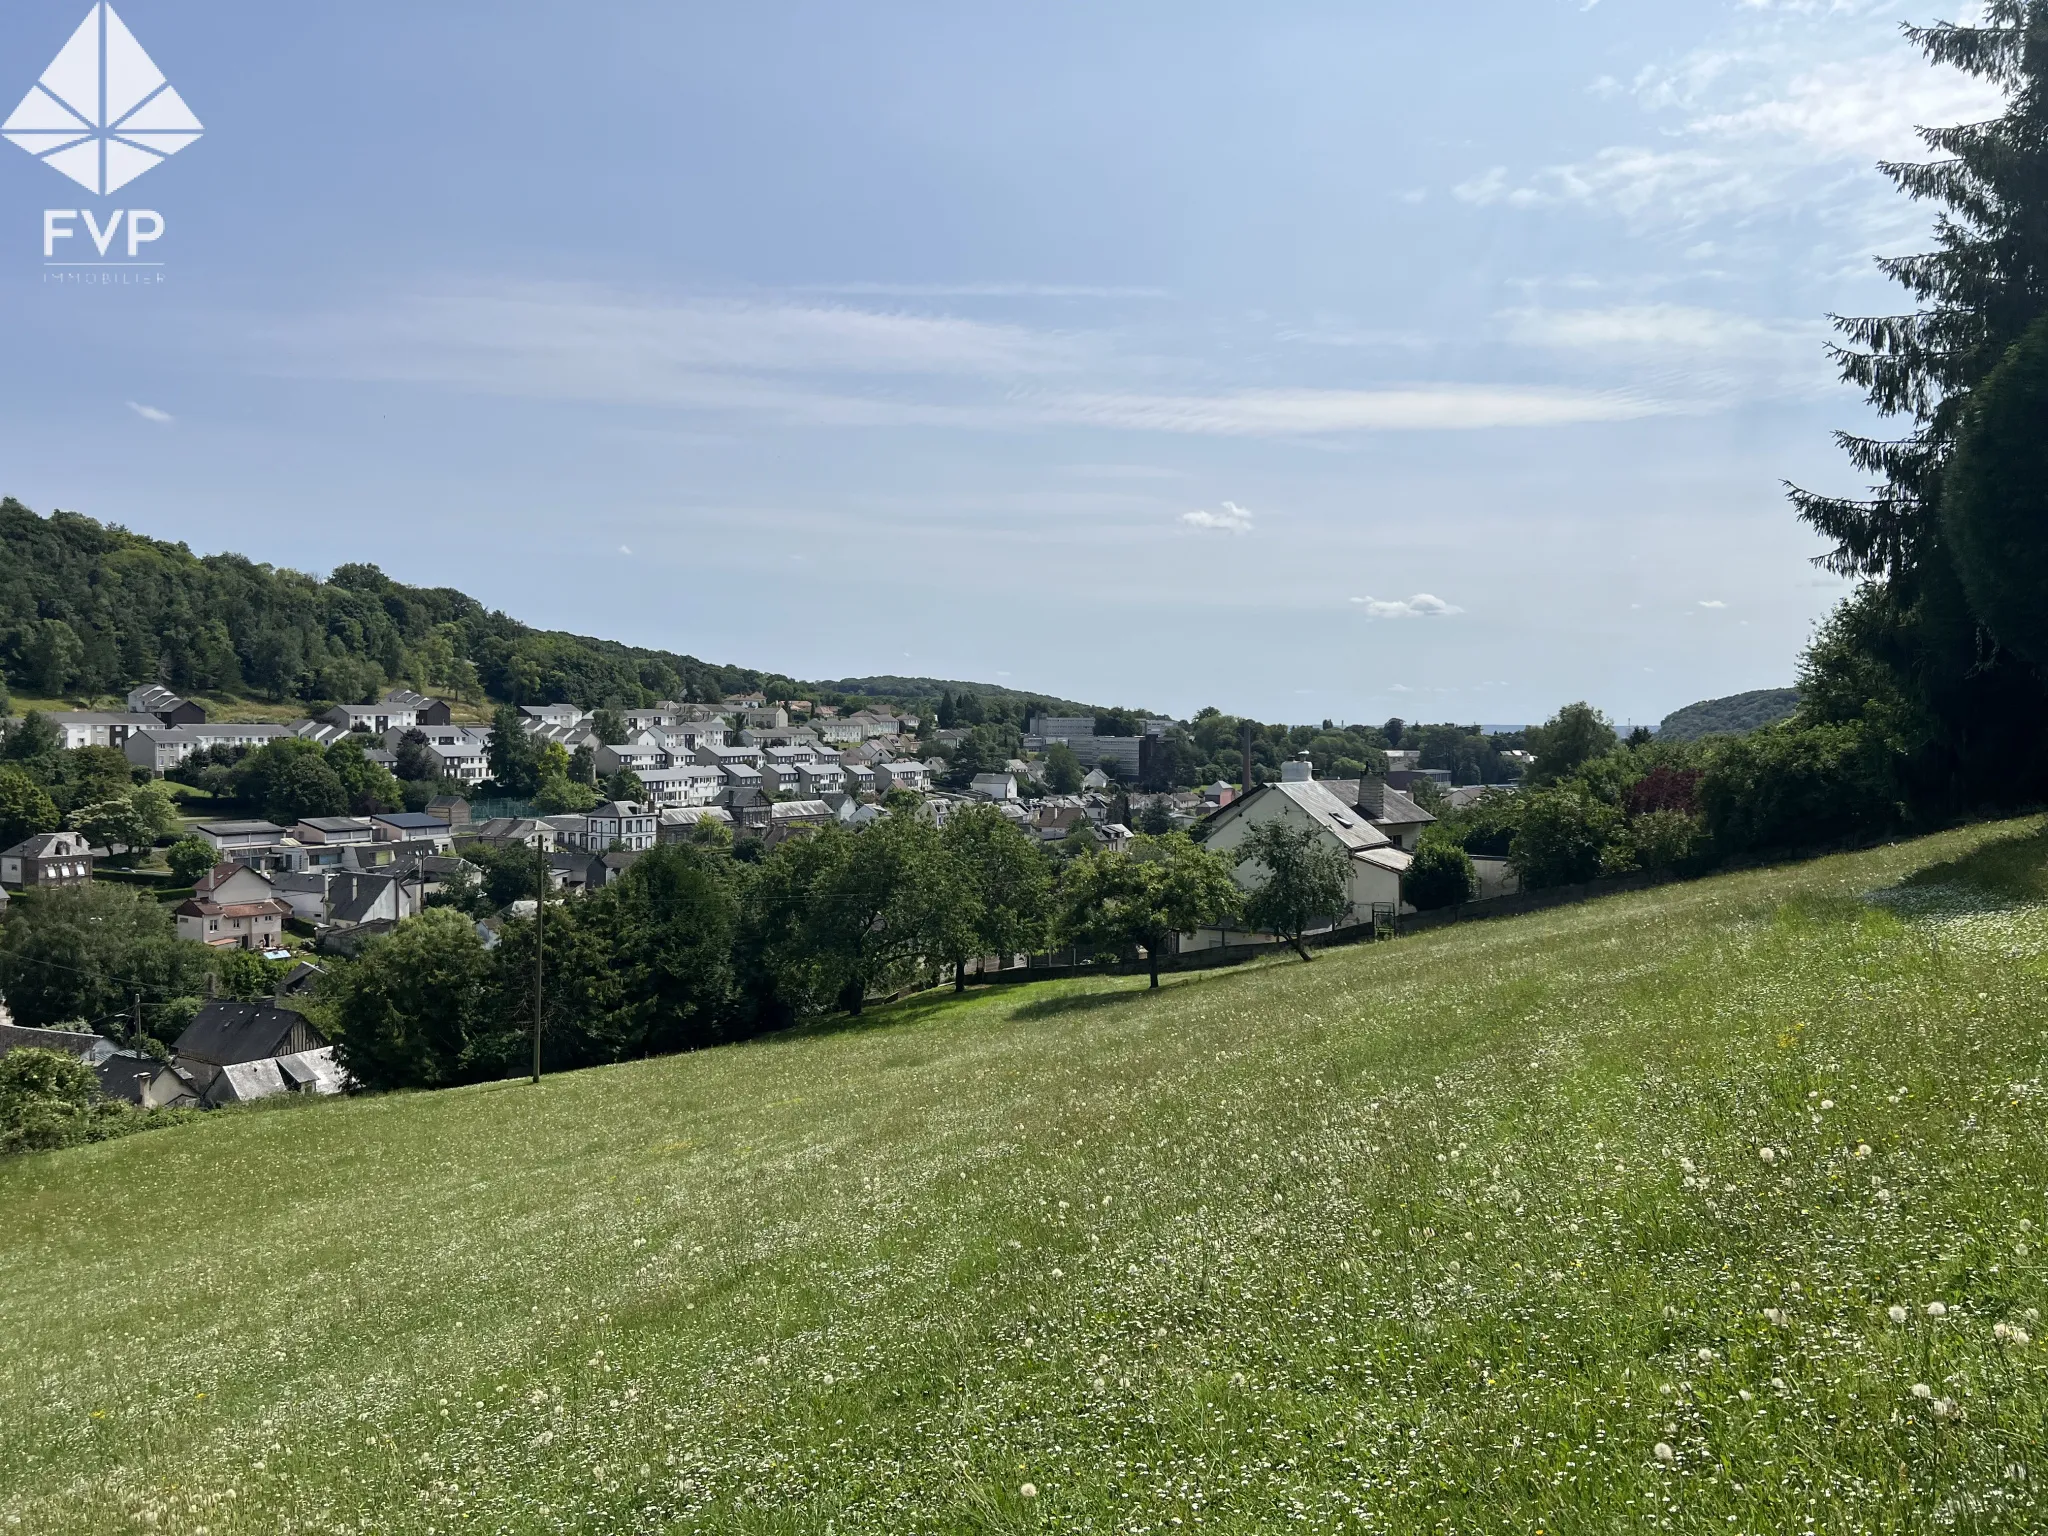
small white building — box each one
[970,773,1019,802]
[576,802,657,852]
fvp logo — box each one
[3,2,201,196]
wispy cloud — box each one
[127,401,173,423]
[1698,598,1727,608]
[1352,593,1463,620]
[1501,303,1836,398]
[1180,501,1254,533]
[793,280,1169,300]
[1043,385,1663,435]
[1454,20,2005,235]
[268,285,1672,438]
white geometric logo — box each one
[3,3,202,196]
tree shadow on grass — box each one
[1890,820,2048,906]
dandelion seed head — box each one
[1911,1383,1933,1398]
[1926,1302,1947,1318]
[1888,1305,1909,1324]
[1758,1146,1776,1163]
[1019,1482,1038,1498]
[1653,1442,1676,1463]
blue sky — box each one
[0,1,2000,727]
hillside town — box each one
[1,680,1542,1110]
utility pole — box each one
[130,990,142,1045]
[531,841,545,1085]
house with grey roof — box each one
[382,688,452,726]
[46,711,165,750]
[95,1051,201,1110]
[970,773,1019,802]
[172,1000,337,1106]
[1196,760,1413,929]
[657,805,733,842]
[1,831,93,891]
[126,684,207,727]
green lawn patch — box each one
[2,820,2044,1533]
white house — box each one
[1195,764,1412,932]
[873,760,927,794]
[175,864,293,950]
[636,764,725,808]
[797,760,847,797]
[46,711,165,750]
[970,773,1019,802]
[575,802,657,852]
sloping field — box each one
[3,822,2046,1534]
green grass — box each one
[4,821,2047,1534]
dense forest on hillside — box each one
[1656,688,1801,743]
[0,502,1106,717]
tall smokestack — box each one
[1240,721,1254,800]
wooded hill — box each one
[1656,688,1801,743]
[0,502,1104,718]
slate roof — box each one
[173,1001,328,1068]
[2,831,89,859]
[94,1051,197,1106]
[197,820,286,839]
[0,1022,116,1064]
[371,812,451,834]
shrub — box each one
[1630,809,1704,872]
[0,1048,123,1155]
[1405,839,1476,911]
[1509,790,1622,890]
[1697,721,1903,858]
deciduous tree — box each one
[1234,819,1350,960]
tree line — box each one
[315,807,1286,1090]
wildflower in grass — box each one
[1856,1144,1873,1158]
[1888,1306,1909,1325]
[1020,1483,1038,1499]
[1653,1442,1676,1464]
[1762,1308,1789,1327]
[1926,1302,1947,1318]
[1820,1099,1834,1110]
[1739,1389,1754,1402]
[1759,1147,1776,1164]
[1932,1398,1957,1419]
[1911,1384,1933,1399]
[1698,1348,1715,1364]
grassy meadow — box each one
[3,820,2046,1534]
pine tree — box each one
[1791,2,2048,806]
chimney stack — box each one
[1358,775,1389,817]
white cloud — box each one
[1352,594,1464,620]
[1503,303,1780,352]
[1456,22,2005,234]
[1045,385,1663,435]
[619,544,633,555]
[1181,501,1254,533]
[271,288,1672,436]
[127,401,173,423]
[794,280,1169,300]
[1698,598,1727,608]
